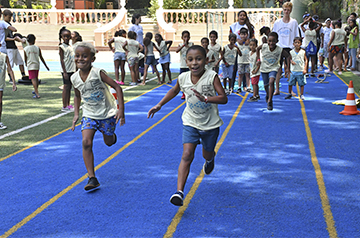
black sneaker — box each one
[236,88,242,94]
[267,101,273,110]
[84,177,100,191]
[248,96,259,102]
[170,191,184,206]
[203,155,215,175]
[285,94,292,99]
[255,95,260,100]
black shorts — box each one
[280,48,292,67]
[62,72,74,85]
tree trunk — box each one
[26,0,32,8]
[0,0,10,8]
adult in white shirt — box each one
[0,9,17,54]
[272,2,299,95]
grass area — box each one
[0,71,179,159]
[334,70,360,97]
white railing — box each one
[8,8,120,25]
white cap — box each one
[324,18,331,24]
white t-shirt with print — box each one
[272,18,300,48]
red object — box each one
[340,80,360,115]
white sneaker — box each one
[324,69,333,74]
[338,71,343,75]
[0,122,7,129]
[300,95,305,100]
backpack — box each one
[306,41,317,56]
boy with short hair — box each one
[285,37,308,100]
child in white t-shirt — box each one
[71,42,125,192]
[201,37,215,71]
[108,29,127,85]
[208,30,222,73]
[123,31,144,86]
[319,18,332,70]
[248,38,261,102]
[141,32,161,85]
[148,45,227,206]
[236,27,251,93]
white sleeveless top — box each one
[24,45,40,70]
[155,40,169,57]
[0,53,7,85]
[236,42,250,64]
[178,69,223,130]
[208,43,221,63]
[290,49,305,72]
[249,51,260,78]
[59,43,75,73]
[127,39,140,58]
[260,43,283,73]
[146,42,154,56]
[223,45,237,65]
[206,49,216,70]
[71,67,117,120]
[178,42,194,68]
[114,37,126,53]
[332,28,346,46]
[304,29,317,47]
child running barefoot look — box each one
[24,34,50,99]
[220,33,242,95]
[71,42,125,191]
[154,33,172,84]
[108,29,127,85]
[0,49,17,129]
[141,32,161,85]
[257,32,290,111]
[285,37,308,100]
[248,38,261,102]
[123,31,143,86]
[148,45,227,206]
[59,27,76,112]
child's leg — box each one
[152,65,161,83]
[245,73,250,89]
[114,60,120,82]
[254,83,259,96]
[319,55,324,67]
[177,143,197,192]
[129,64,136,83]
[343,51,348,70]
[269,76,276,101]
[328,52,334,71]
[102,133,117,146]
[82,129,97,178]
[238,74,244,90]
[300,85,304,95]
[0,91,3,121]
[120,60,126,83]
[274,67,282,95]
[141,64,149,85]
[135,62,140,81]
[288,85,293,95]
[337,52,343,72]
[63,83,72,108]
[161,64,166,83]
[166,63,172,83]
[31,77,40,97]
[311,56,316,73]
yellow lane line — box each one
[163,94,248,238]
[1,100,186,238]
[297,85,338,238]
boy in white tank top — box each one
[148,45,228,206]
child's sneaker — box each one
[324,69,333,74]
[129,82,137,86]
[203,154,215,175]
[181,92,185,100]
[255,95,260,100]
[267,101,273,110]
[84,177,100,191]
[285,94,292,99]
[248,96,259,102]
[225,89,230,95]
[119,81,124,85]
[170,190,184,206]
[61,107,70,112]
[0,122,7,130]
[236,88,242,94]
[300,95,305,100]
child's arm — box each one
[108,38,115,52]
[138,43,144,53]
[153,42,160,53]
[261,36,267,44]
[165,40,173,51]
[209,54,215,63]
[144,44,148,59]
[100,71,125,125]
[235,44,242,56]
[175,43,185,53]
[6,56,16,91]
[344,35,348,51]
[122,41,129,55]
[71,88,81,131]
[303,51,309,74]
[59,47,68,80]
[255,45,263,62]
[282,49,291,77]
[252,60,261,75]
[349,26,358,36]
[300,19,309,32]
[315,22,322,32]
[24,51,28,68]
[320,31,324,48]
[39,48,50,71]
[148,81,181,118]
[220,47,228,66]
[191,75,227,104]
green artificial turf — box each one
[0,71,179,159]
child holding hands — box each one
[71,42,125,191]
[148,45,227,206]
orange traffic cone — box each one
[340,80,360,115]
[110,87,119,109]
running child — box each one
[200,37,215,71]
[141,32,161,85]
[319,18,332,71]
[147,45,227,206]
[108,29,127,85]
[176,30,193,99]
[256,32,290,110]
[248,38,261,102]
[220,33,242,95]
[285,37,308,100]
[123,31,143,86]
[154,33,172,84]
[0,48,16,129]
[325,20,347,74]
[260,26,270,44]
[24,34,50,99]
[236,27,251,93]
[71,42,125,191]
[59,26,76,111]
[208,30,222,73]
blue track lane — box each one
[1,74,360,237]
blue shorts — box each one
[114,52,126,61]
[261,71,277,86]
[81,116,117,136]
[145,55,158,66]
[221,64,234,79]
[182,125,219,152]
[289,72,307,86]
[159,53,170,64]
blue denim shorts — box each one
[159,53,170,64]
[182,125,219,152]
[145,55,158,66]
[261,71,277,86]
[289,72,307,86]
[221,64,234,79]
[81,117,116,135]
[114,52,126,61]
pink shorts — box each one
[28,70,39,80]
[251,75,260,85]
